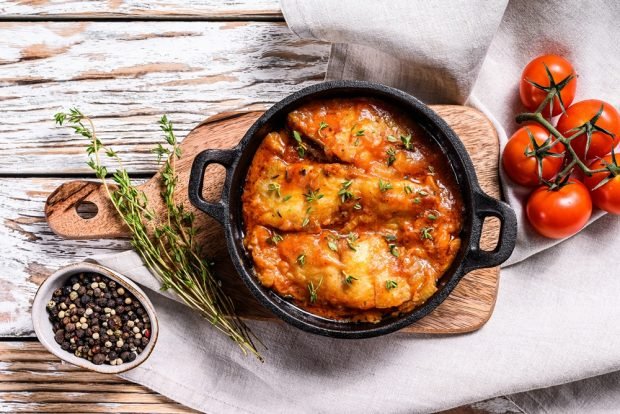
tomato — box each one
[526,180,592,239]
[519,55,576,117]
[502,125,565,186]
[557,100,620,161]
[583,155,620,214]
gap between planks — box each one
[0,15,284,23]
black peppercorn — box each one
[92,353,106,365]
[46,271,151,367]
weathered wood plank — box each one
[0,21,329,175]
[0,0,281,19]
[0,178,132,336]
[0,341,195,412]
[0,341,520,414]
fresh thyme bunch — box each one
[54,108,263,361]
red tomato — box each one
[502,125,565,186]
[557,100,620,161]
[583,155,620,214]
[519,55,576,117]
[526,181,592,239]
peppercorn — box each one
[46,271,151,367]
[92,353,106,365]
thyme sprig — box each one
[54,108,263,361]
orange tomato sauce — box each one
[242,98,463,322]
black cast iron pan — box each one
[188,80,517,338]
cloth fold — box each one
[85,1,620,413]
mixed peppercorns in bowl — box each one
[33,262,158,374]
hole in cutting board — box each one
[202,163,227,202]
[480,216,500,252]
[75,201,99,219]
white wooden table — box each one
[0,1,522,412]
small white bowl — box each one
[32,262,159,374]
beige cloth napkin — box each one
[281,0,620,412]
[88,1,620,413]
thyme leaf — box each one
[308,278,323,304]
[379,179,393,192]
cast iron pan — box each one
[188,80,517,338]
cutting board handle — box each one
[45,180,129,239]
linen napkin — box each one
[86,1,620,413]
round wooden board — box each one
[45,106,500,334]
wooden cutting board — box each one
[45,106,500,334]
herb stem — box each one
[55,108,263,361]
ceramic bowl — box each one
[32,262,158,374]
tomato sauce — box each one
[242,98,463,322]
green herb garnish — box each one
[304,188,324,203]
[346,232,358,251]
[342,271,358,285]
[267,182,281,197]
[308,278,323,303]
[355,129,365,136]
[379,179,393,192]
[389,244,399,257]
[338,180,354,202]
[385,280,398,290]
[387,135,398,143]
[384,234,397,242]
[297,254,306,266]
[401,134,413,150]
[327,237,338,252]
[293,130,306,158]
[269,232,284,245]
[421,227,434,240]
[318,121,329,135]
[386,148,397,166]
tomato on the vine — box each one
[526,180,592,239]
[519,54,576,117]
[583,155,620,214]
[556,99,620,161]
[502,125,564,186]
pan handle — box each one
[462,191,517,272]
[188,148,237,224]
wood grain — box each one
[0,341,521,414]
[0,342,197,413]
[0,177,134,336]
[0,21,329,174]
[0,0,282,19]
[45,106,501,334]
